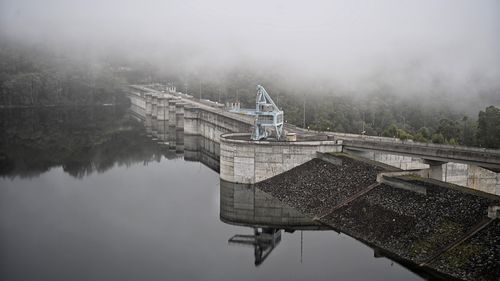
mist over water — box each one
[1,0,499,106]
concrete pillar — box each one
[175,102,185,129]
[145,115,152,137]
[168,100,178,127]
[183,106,199,135]
[145,93,152,115]
[156,96,167,121]
[151,118,158,140]
[151,94,158,118]
[184,134,200,161]
[497,173,500,196]
[423,160,447,181]
[176,129,184,153]
[487,206,500,219]
[442,163,468,186]
[157,120,168,144]
[467,165,500,195]
[168,125,177,150]
[420,161,499,196]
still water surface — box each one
[0,106,425,281]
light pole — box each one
[199,80,202,100]
[236,88,249,103]
[303,96,306,128]
[362,111,366,135]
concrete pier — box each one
[426,163,500,195]
[175,102,186,129]
[220,133,342,184]
[156,96,168,120]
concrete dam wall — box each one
[128,85,500,194]
[220,133,342,184]
[128,87,343,184]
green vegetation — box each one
[1,39,499,149]
[0,41,128,106]
[194,78,499,148]
[477,106,500,149]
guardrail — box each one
[330,132,500,155]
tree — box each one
[437,118,461,143]
[413,132,428,143]
[477,106,500,149]
[432,133,445,144]
[461,116,476,146]
[417,127,431,140]
[382,124,399,138]
[382,124,412,140]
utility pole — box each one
[199,80,202,100]
[303,96,306,128]
[462,116,468,145]
[362,111,366,135]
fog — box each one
[1,0,499,102]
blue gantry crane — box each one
[229,85,284,140]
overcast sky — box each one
[1,0,499,99]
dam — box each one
[126,93,500,280]
[128,84,500,195]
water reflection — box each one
[228,227,282,266]
[0,106,214,179]
[0,106,432,281]
[220,179,328,266]
[0,106,175,178]
[133,107,220,172]
[219,181,443,280]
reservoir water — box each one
[0,106,429,281]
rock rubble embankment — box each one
[256,155,500,281]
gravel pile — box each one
[323,182,498,264]
[256,156,385,217]
[432,219,500,281]
[256,155,500,281]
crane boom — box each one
[229,85,284,140]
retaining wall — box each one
[220,133,342,184]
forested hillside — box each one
[158,70,500,149]
[0,41,128,106]
[1,39,499,149]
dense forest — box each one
[0,40,128,106]
[156,70,500,149]
[1,40,499,149]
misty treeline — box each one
[161,68,500,149]
[1,40,499,149]
[0,40,128,106]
